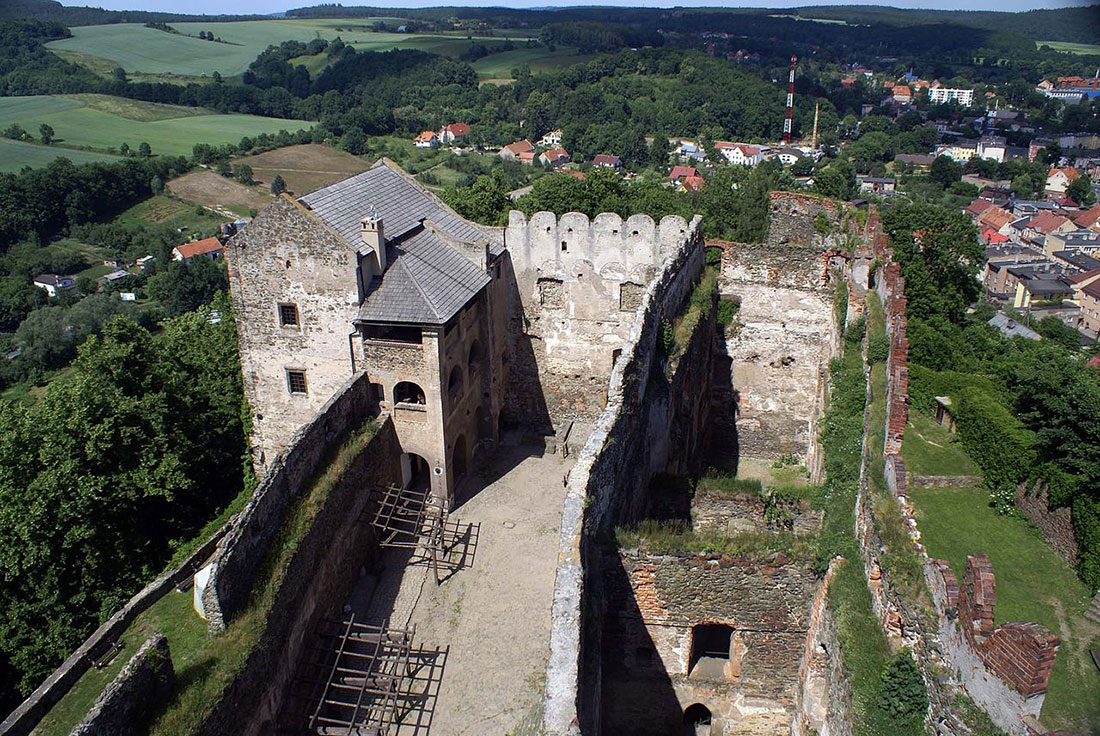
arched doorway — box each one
[447,365,464,404]
[451,435,468,485]
[401,452,429,491]
[683,703,711,736]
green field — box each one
[0,95,310,162]
[48,20,533,77]
[1037,40,1100,56]
[472,46,597,79]
[0,138,122,173]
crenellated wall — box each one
[503,211,692,428]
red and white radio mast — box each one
[783,55,797,144]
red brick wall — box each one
[943,554,1059,698]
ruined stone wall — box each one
[857,208,1060,736]
[691,491,822,537]
[542,216,708,735]
[793,560,853,736]
[599,551,820,735]
[713,192,849,478]
[226,198,363,468]
[503,211,689,428]
[198,418,401,736]
[70,634,173,736]
[202,372,377,630]
[1015,481,1079,566]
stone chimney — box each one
[360,210,386,272]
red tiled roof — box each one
[1068,268,1100,285]
[593,154,621,166]
[1027,211,1072,235]
[541,147,569,161]
[682,175,705,192]
[978,206,1013,232]
[981,228,1009,243]
[505,140,535,154]
[1048,167,1081,182]
[415,130,436,142]
[965,199,994,218]
[175,237,222,259]
[444,122,469,136]
[669,165,696,180]
[1075,204,1100,228]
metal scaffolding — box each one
[292,616,447,735]
[367,485,479,584]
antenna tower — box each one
[784,55,797,144]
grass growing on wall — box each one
[614,519,817,561]
[669,266,718,359]
[143,417,380,735]
[814,295,922,736]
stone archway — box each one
[682,703,712,736]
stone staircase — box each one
[1086,592,1100,624]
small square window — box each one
[287,370,307,395]
[279,303,299,327]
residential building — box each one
[715,142,768,167]
[964,198,994,220]
[935,142,978,162]
[592,154,623,169]
[681,175,705,193]
[977,136,1007,163]
[173,237,224,262]
[928,87,975,106]
[32,273,75,297]
[1004,262,1073,308]
[135,255,156,270]
[770,146,806,166]
[978,206,1014,236]
[1073,203,1100,231]
[893,153,934,170]
[414,130,439,149]
[537,129,562,148]
[539,148,570,168]
[1043,229,1100,257]
[499,140,536,164]
[439,123,470,145]
[1024,211,1075,244]
[1046,167,1081,196]
[857,176,896,194]
[1052,250,1100,273]
[891,85,912,104]
[672,140,707,163]
[1070,270,1100,334]
[988,313,1041,340]
[669,165,697,183]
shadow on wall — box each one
[598,548,688,735]
[498,254,555,436]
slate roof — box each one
[297,159,499,326]
[357,225,490,325]
[299,159,488,246]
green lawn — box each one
[0,95,310,161]
[1037,40,1100,56]
[0,138,123,173]
[48,21,533,78]
[901,411,979,477]
[114,195,222,234]
[32,589,207,736]
[911,486,1100,734]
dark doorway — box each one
[683,703,712,736]
[402,452,429,491]
[452,435,468,483]
[689,624,733,680]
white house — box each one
[439,123,470,145]
[172,237,224,262]
[977,136,1007,164]
[715,142,769,166]
[414,130,439,149]
[537,129,562,147]
[32,273,75,297]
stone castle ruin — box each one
[4,166,1063,736]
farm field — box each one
[232,143,370,195]
[1037,40,1100,55]
[0,138,122,173]
[48,21,532,77]
[471,47,597,79]
[168,170,270,217]
[0,95,310,161]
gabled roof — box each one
[978,206,1013,231]
[504,140,535,155]
[1048,166,1081,182]
[965,199,995,218]
[297,160,499,326]
[1027,210,1072,235]
[444,122,469,136]
[1075,204,1100,228]
[415,130,437,142]
[592,154,621,166]
[681,175,705,192]
[175,237,223,259]
[299,159,488,248]
[540,147,569,161]
[669,165,696,180]
[33,273,70,286]
[357,224,490,325]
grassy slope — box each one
[0,138,122,173]
[0,95,310,160]
[911,486,1100,734]
[1036,41,1100,56]
[471,46,596,79]
[48,20,534,77]
[901,411,979,477]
